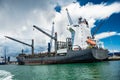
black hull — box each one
[17,48,108,65]
[0,63,6,65]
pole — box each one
[4,47,7,64]
[32,39,34,55]
[54,32,57,54]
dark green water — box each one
[0,61,120,80]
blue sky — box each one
[98,13,120,50]
[77,0,120,5]
[78,0,120,51]
[54,0,120,52]
[0,0,120,58]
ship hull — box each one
[17,48,108,65]
[0,62,6,65]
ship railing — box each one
[57,41,67,50]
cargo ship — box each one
[5,8,108,65]
[16,48,108,65]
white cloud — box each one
[0,1,120,56]
[58,2,120,28]
[117,33,120,35]
[109,49,120,53]
[95,32,120,40]
[95,32,117,40]
[54,2,120,40]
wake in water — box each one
[0,70,14,80]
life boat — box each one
[86,39,96,45]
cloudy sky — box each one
[0,0,120,57]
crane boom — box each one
[33,25,55,40]
[92,21,105,38]
[33,25,57,54]
[5,36,34,55]
[66,8,73,25]
[5,36,31,47]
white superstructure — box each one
[68,18,91,49]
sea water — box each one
[0,61,120,80]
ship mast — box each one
[5,36,34,55]
[33,25,57,54]
[50,22,54,52]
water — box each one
[0,61,120,80]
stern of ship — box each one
[91,48,109,60]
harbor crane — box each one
[5,36,34,55]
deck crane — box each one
[87,20,107,47]
[5,36,34,55]
[66,8,76,47]
[33,25,57,54]
[66,8,73,26]
[92,20,106,39]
